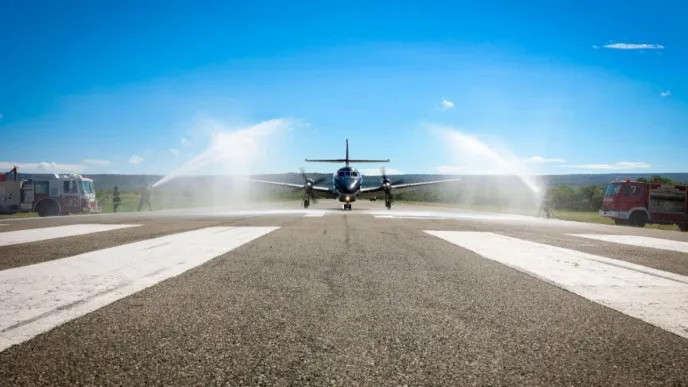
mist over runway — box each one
[1,201,687,386]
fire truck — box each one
[599,178,688,231]
[0,167,101,217]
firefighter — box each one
[539,191,553,219]
[112,186,122,213]
[137,184,153,211]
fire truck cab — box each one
[599,179,688,231]
[0,171,101,217]
[32,174,101,217]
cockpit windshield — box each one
[337,170,359,177]
[604,183,622,197]
[81,180,95,194]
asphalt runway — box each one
[0,200,687,386]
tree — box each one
[637,175,681,185]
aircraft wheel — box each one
[303,199,309,208]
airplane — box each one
[250,139,462,210]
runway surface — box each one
[1,200,687,386]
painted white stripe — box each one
[0,226,278,352]
[303,211,326,217]
[375,215,448,220]
[0,224,7,226]
[0,224,142,247]
[425,231,688,339]
[365,210,530,222]
[570,234,688,254]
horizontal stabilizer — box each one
[305,139,390,165]
[304,159,348,163]
[305,159,390,163]
[349,159,390,163]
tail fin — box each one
[346,138,349,165]
[305,138,390,165]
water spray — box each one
[433,126,545,215]
[152,118,292,188]
[440,130,541,194]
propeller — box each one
[380,167,404,203]
[296,167,326,203]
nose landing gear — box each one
[342,203,351,210]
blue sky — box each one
[1,0,686,177]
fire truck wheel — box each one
[35,199,60,217]
[629,211,648,228]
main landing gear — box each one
[342,203,352,210]
[303,197,310,208]
[385,198,392,210]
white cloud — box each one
[559,161,651,170]
[181,137,191,146]
[0,161,86,173]
[603,43,664,50]
[592,45,600,49]
[83,158,112,167]
[359,167,405,176]
[525,156,567,163]
[129,155,144,164]
[439,99,455,110]
[169,148,180,156]
[660,90,671,97]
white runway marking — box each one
[375,215,448,220]
[303,211,326,217]
[365,210,530,221]
[193,209,335,217]
[0,224,7,226]
[425,231,688,339]
[0,224,142,247]
[0,226,279,352]
[570,234,688,254]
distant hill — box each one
[10,172,688,192]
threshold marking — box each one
[425,231,688,339]
[0,224,141,247]
[0,226,279,352]
[375,215,448,220]
[570,234,688,254]
[304,211,326,217]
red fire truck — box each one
[599,178,688,231]
[0,167,101,217]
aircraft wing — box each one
[358,178,462,198]
[249,179,333,193]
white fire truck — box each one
[0,167,101,217]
